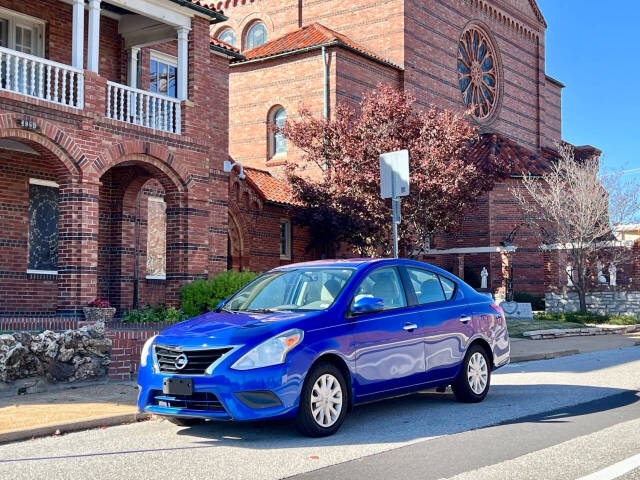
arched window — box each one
[245,22,267,49]
[217,28,237,48]
[269,107,287,157]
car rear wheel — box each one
[452,344,491,403]
[295,362,348,437]
[166,416,205,427]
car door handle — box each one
[460,315,472,324]
[403,322,418,332]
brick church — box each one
[0,0,611,325]
[214,0,602,299]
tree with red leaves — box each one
[282,84,512,257]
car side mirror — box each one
[351,296,385,315]
[216,299,227,311]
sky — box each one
[538,0,640,177]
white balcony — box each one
[106,81,181,134]
[0,46,84,109]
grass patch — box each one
[507,319,585,338]
[507,312,639,338]
[533,312,638,325]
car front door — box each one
[403,267,473,383]
[350,266,426,398]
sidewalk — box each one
[510,331,640,363]
[0,381,146,444]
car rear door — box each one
[350,266,426,398]
[403,267,473,383]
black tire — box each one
[452,344,491,403]
[166,416,205,427]
[295,362,348,437]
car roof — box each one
[272,258,457,278]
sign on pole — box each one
[379,150,409,199]
[379,150,410,258]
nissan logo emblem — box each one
[174,353,188,370]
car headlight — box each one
[231,329,304,370]
[140,335,157,368]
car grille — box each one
[152,391,225,412]
[154,345,233,375]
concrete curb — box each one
[0,412,151,445]
[510,349,581,363]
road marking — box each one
[577,454,640,480]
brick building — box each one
[0,0,239,324]
[212,0,608,299]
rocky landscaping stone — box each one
[0,323,111,383]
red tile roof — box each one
[175,0,225,17]
[237,22,400,69]
[244,167,298,205]
[469,133,558,176]
[209,34,242,57]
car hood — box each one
[154,310,321,348]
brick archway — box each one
[97,153,192,313]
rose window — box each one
[457,26,500,120]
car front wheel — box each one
[452,344,491,403]
[295,362,348,437]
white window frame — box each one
[27,178,59,275]
[0,7,45,57]
[149,50,178,98]
[269,106,287,159]
[280,218,291,260]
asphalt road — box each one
[0,346,638,480]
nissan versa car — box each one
[138,258,510,437]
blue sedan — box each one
[137,258,510,436]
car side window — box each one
[439,276,456,300]
[406,268,446,305]
[353,267,407,311]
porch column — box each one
[127,47,140,88]
[87,0,101,73]
[176,26,189,101]
[71,0,84,69]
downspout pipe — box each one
[322,46,329,171]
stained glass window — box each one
[28,182,58,272]
[457,25,500,121]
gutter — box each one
[167,0,228,23]
[230,41,403,71]
[210,44,245,60]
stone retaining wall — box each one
[545,291,640,317]
[0,322,111,383]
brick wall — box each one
[0,9,231,318]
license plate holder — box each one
[163,377,193,396]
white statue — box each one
[597,261,607,284]
[480,267,488,289]
[609,264,617,287]
[566,264,574,286]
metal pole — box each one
[391,172,398,258]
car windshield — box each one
[222,268,355,313]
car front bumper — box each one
[137,360,307,422]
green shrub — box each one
[513,292,545,311]
[180,270,259,318]
[533,312,638,325]
[121,304,187,324]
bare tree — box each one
[512,143,640,312]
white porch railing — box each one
[0,46,84,109]
[106,82,181,134]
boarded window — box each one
[28,181,58,271]
[146,196,166,278]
